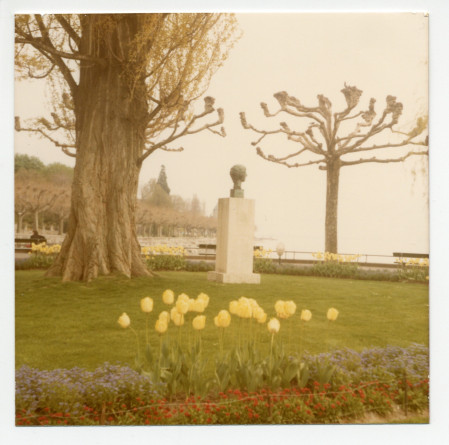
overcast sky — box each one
[14,12,429,256]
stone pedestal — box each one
[207,197,260,284]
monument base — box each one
[207,271,261,284]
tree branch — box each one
[15,117,76,157]
[351,139,427,154]
[240,112,325,156]
[15,21,78,94]
[254,146,326,169]
[54,14,81,47]
[138,98,224,165]
[340,150,428,167]
[27,63,56,79]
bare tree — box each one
[240,84,428,253]
[15,170,63,232]
[15,14,239,281]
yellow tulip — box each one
[117,312,130,329]
[192,315,206,330]
[188,298,196,312]
[162,289,175,305]
[238,300,252,318]
[267,317,280,334]
[176,299,189,315]
[255,310,267,324]
[170,306,178,319]
[300,309,312,322]
[177,293,189,303]
[248,298,259,311]
[140,297,153,313]
[172,311,184,327]
[275,300,289,319]
[155,319,168,334]
[158,311,170,324]
[229,300,239,315]
[252,306,264,321]
[192,299,206,313]
[197,293,210,308]
[217,310,231,327]
[274,300,285,314]
[285,300,297,316]
[327,308,339,321]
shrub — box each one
[16,254,55,270]
[310,261,359,278]
[145,255,187,271]
[254,258,279,274]
[15,243,61,270]
[185,261,214,272]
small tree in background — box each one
[240,84,428,253]
[14,154,45,173]
[157,165,171,195]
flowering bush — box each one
[394,257,429,267]
[141,245,187,271]
[312,252,361,263]
[254,248,273,259]
[142,245,186,256]
[16,243,61,270]
[30,242,62,255]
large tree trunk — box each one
[46,15,151,281]
[58,217,64,235]
[324,159,341,253]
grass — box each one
[15,270,428,371]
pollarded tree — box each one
[240,85,428,253]
[15,14,239,281]
[15,169,63,232]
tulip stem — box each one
[145,314,149,346]
[288,319,292,355]
[130,327,140,362]
[158,335,162,374]
[269,333,274,382]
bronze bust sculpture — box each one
[230,164,247,198]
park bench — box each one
[392,252,429,265]
[198,243,262,255]
[15,237,47,253]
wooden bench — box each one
[15,237,47,253]
[393,252,429,266]
[198,244,263,255]
[393,252,429,259]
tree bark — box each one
[46,15,151,281]
[324,159,340,253]
[58,217,64,235]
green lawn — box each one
[15,270,429,370]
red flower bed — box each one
[16,379,429,426]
